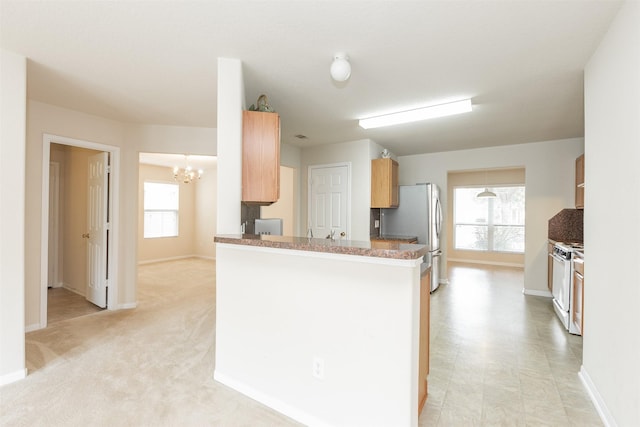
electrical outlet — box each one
[312,357,325,379]
[374,220,380,228]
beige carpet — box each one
[0,258,301,427]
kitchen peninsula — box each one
[214,234,430,426]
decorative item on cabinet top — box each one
[248,94,275,113]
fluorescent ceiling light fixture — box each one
[359,99,472,129]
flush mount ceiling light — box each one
[330,52,351,82]
[359,99,472,129]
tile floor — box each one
[47,287,103,325]
[419,262,602,426]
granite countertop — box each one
[215,234,428,260]
[370,234,419,242]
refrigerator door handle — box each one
[435,198,443,236]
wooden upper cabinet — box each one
[371,158,398,208]
[242,111,280,205]
[575,154,585,209]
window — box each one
[454,186,525,253]
[144,182,179,238]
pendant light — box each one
[477,188,497,198]
[477,169,497,198]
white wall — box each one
[215,244,421,426]
[128,124,216,155]
[24,101,131,328]
[23,101,218,329]
[261,166,296,236]
[583,2,640,426]
[216,58,244,235]
[195,162,217,258]
[137,164,197,263]
[398,138,583,292]
[0,49,27,385]
[281,143,302,236]
[301,139,374,241]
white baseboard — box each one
[117,302,137,310]
[522,288,553,297]
[62,284,85,297]
[448,258,525,268]
[214,370,330,427]
[137,255,195,265]
[0,368,27,386]
[579,366,617,427]
[25,323,42,333]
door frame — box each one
[40,134,120,329]
[307,162,351,239]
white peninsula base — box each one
[214,239,425,426]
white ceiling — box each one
[1,0,622,156]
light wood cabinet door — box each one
[572,256,584,335]
[418,269,431,413]
[575,154,585,209]
[371,158,398,208]
[242,111,280,204]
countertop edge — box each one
[214,235,428,260]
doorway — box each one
[137,153,217,264]
[40,134,120,330]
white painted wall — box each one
[216,58,244,235]
[261,166,296,236]
[215,244,421,426]
[583,2,640,426]
[398,138,583,292]
[24,101,130,328]
[128,124,216,155]
[195,162,217,258]
[281,143,302,236]
[23,101,218,329]
[301,139,373,241]
[0,49,27,385]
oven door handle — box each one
[551,253,567,263]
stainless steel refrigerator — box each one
[381,183,443,292]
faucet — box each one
[326,229,335,240]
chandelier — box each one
[173,155,203,184]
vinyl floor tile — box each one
[424,262,602,426]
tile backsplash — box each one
[241,203,260,234]
[548,208,584,242]
[370,208,381,238]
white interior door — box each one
[86,152,109,308]
[48,162,61,288]
[309,164,349,239]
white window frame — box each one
[143,181,179,239]
[453,185,525,253]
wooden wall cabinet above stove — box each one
[371,158,398,208]
[575,154,584,209]
[242,111,280,205]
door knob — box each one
[82,233,90,239]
